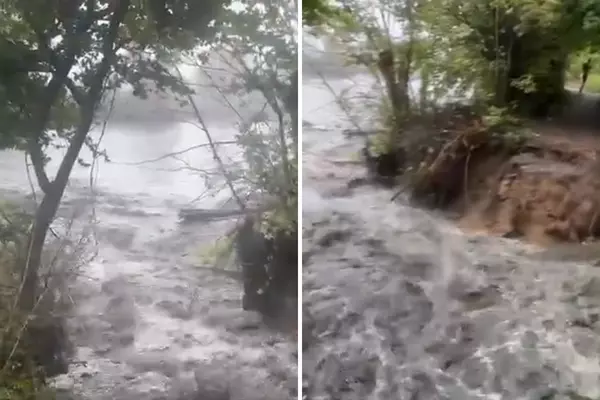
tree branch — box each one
[53,0,132,192]
[174,66,247,211]
[26,140,52,194]
[234,57,293,199]
[20,0,100,195]
[65,78,86,105]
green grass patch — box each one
[566,73,600,93]
[195,233,236,269]
[566,52,600,93]
[582,73,600,93]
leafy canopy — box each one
[0,0,229,150]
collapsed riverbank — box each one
[363,94,600,251]
[302,73,600,400]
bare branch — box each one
[227,53,294,199]
[111,139,238,166]
[26,140,53,195]
[174,66,247,210]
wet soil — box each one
[456,124,600,246]
[450,97,600,246]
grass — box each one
[583,73,600,93]
[566,73,600,94]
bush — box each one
[0,202,72,400]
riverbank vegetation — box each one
[0,201,78,399]
[0,0,298,395]
[305,0,600,249]
[186,0,298,325]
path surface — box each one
[302,69,600,400]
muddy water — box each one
[302,70,600,400]
[0,87,296,399]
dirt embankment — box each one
[457,130,600,245]
[394,106,600,247]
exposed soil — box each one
[404,94,600,247]
[456,125,600,245]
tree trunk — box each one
[20,100,102,310]
[487,28,567,117]
[286,69,298,150]
[505,50,567,117]
[378,49,405,122]
[19,0,132,311]
[19,195,55,310]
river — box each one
[302,55,600,400]
[0,70,297,399]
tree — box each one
[173,0,299,310]
[321,0,600,118]
[0,0,229,310]
[180,0,298,226]
[303,0,336,24]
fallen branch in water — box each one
[194,265,242,281]
[342,128,385,138]
[178,206,269,223]
[390,186,408,202]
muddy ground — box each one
[439,93,600,248]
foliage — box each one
[0,0,230,152]
[197,233,235,268]
[0,0,234,393]
[327,0,600,117]
[303,0,336,25]
[0,204,50,400]
[482,105,535,148]
[303,0,355,27]
[180,0,298,239]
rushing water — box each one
[301,63,600,400]
[0,79,297,399]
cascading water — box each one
[1,71,297,400]
[302,58,600,400]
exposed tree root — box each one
[364,105,600,245]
